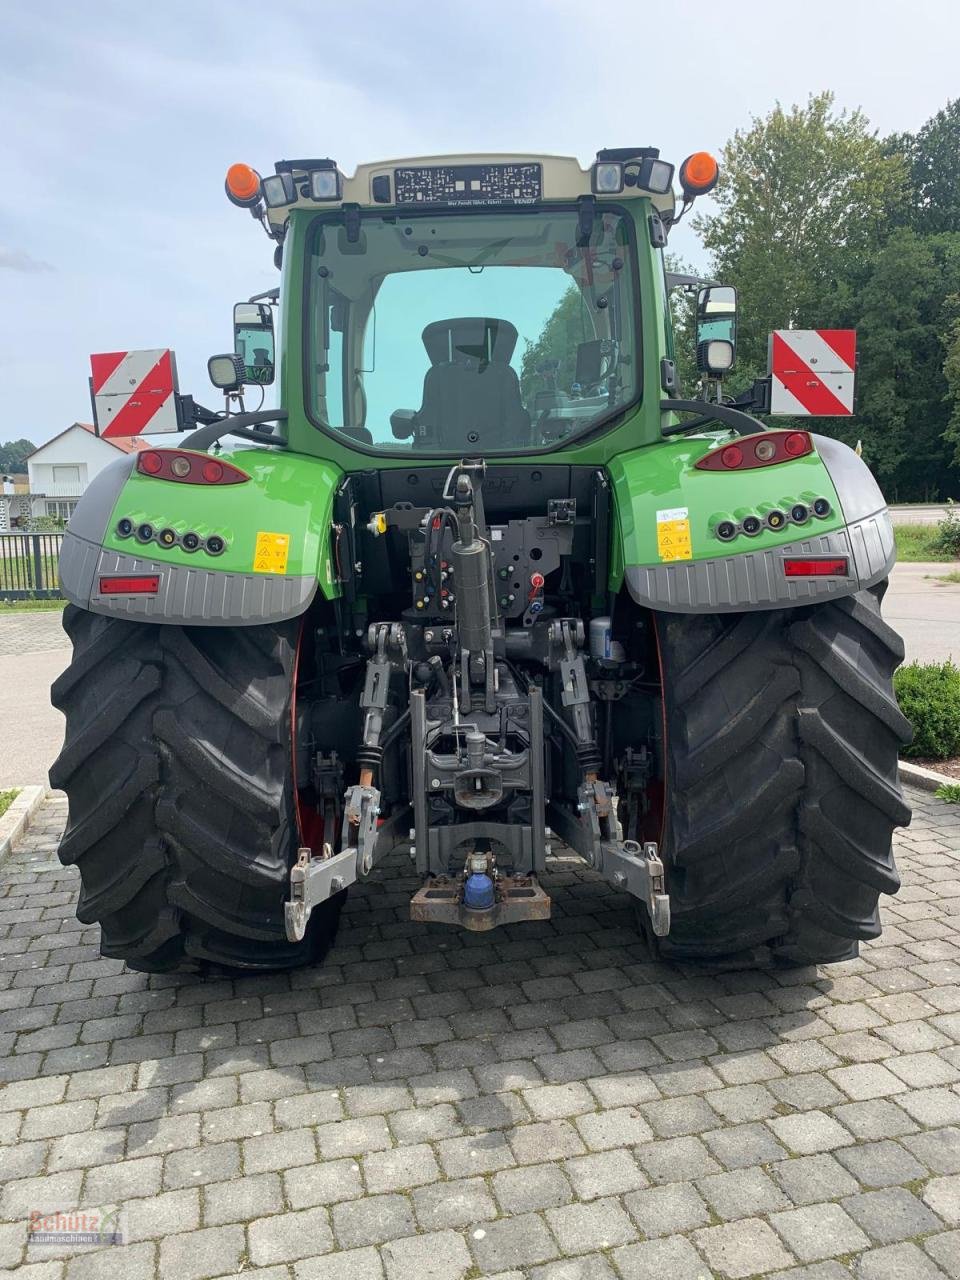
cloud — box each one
[0,249,54,274]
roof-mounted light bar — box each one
[262,172,297,208]
[224,158,343,215]
[592,148,675,196]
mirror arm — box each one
[181,409,289,451]
[660,399,766,437]
[177,396,222,428]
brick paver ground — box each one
[1,784,959,1278]
[0,611,69,658]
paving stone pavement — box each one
[1,783,959,1279]
[0,611,69,658]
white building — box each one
[23,423,147,523]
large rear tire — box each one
[50,606,344,973]
[652,581,912,966]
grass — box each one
[934,571,960,585]
[935,783,960,803]
[0,789,19,820]
[893,525,958,562]
[0,552,60,588]
[0,598,66,612]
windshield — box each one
[305,207,639,454]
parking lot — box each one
[1,785,958,1278]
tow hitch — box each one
[411,860,552,930]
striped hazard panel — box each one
[90,349,180,437]
[769,330,856,417]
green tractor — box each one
[50,147,911,974]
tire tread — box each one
[655,581,910,965]
[50,606,342,972]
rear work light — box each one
[136,450,249,485]
[783,558,849,577]
[99,575,160,594]
[695,431,814,472]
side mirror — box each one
[696,285,737,375]
[233,302,275,385]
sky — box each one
[3,0,959,450]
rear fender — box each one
[59,448,344,625]
[610,434,894,613]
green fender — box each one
[58,447,344,625]
[607,433,896,612]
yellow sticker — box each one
[656,507,693,562]
[253,531,290,574]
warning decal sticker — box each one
[253,531,290,574]
[656,507,693,562]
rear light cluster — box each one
[695,431,813,472]
[713,496,832,543]
[137,450,249,485]
[116,517,226,556]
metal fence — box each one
[0,532,64,599]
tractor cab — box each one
[213,151,720,463]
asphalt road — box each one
[883,562,960,665]
[1,562,958,789]
[888,504,954,525]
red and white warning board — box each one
[90,349,180,437]
[769,330,856,417]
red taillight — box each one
[783,558,849,577]
[136,450,249,484]
[784,432,809,457]
[696,431,814,471]
[98,575,160,594]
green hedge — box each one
[895,661,960,760]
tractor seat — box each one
[415,317,530,448]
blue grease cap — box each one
[463,873,495,911]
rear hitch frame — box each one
[410,872,552,931]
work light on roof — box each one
[635,157,674,194]
[592,152,675,197]
[310,169,341,201]
[593,162,624,194]
[262,173,298,209]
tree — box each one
[0,439,35,474]
[943,298,960,467]
[663,253,699,397]
[830,232,960,498]
[694,92,906,381]
[900,98,960,235]
[519,284,590,403]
